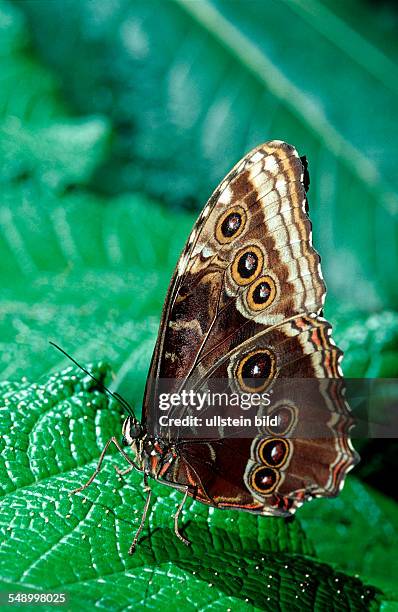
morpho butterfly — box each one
[67,141,358,554]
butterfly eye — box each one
[122,436,129,447]
[247,276,277,311]
[236,349,276,392]
[231,245,264,286]
[250,466,279,495]
[215,206,246,244]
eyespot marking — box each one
[247,276,277,311]
[266,405,297,436]
[231,245,263,286]
[258,438,290,468]
[215,206,247,244]
[236,349,276,392]
[250,465,279,495]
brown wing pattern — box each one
[162,316,357,515]
[144,141,324,405]
[143,140,357,513]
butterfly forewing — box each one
[145,142,323,387]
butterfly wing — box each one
[159,315,356,515]
[144,141,323,402]
[170,316,356,514]
[143,140,357,513]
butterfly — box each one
[68,140,358,554]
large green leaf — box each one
[330,308,398,379]
[0,0,109,191]
[0,0,192,391]
[0,184,193,393]
[0,117,109,190]
[0,1,397,607]
[0,367,383,610]
[0,1,63,121]
[300,478,398,597]
[15,0,398,308]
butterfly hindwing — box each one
[159,315,356,515]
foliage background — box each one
[0,0,397,609]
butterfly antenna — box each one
[49,341,136,419]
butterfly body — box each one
[122,420,265,515]
[70,140,358,553]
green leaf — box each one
[0,0,110,190]
[0,3,193,386]
[300,478,398,597]
[329,308,398,378]
[0,0,26,55]
[0,367,382,610]
[0,186,193,392]
[0,1,63,122]
[328,309,398,511]
[15,0,398,308]
[0,117,110,190]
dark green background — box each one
[0,0,397,609]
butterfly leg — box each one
[129,473,152,554]
[70,436,139,495]
[114,465,135,477]
[173,486,191,547]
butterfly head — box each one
[122,416,142,447]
